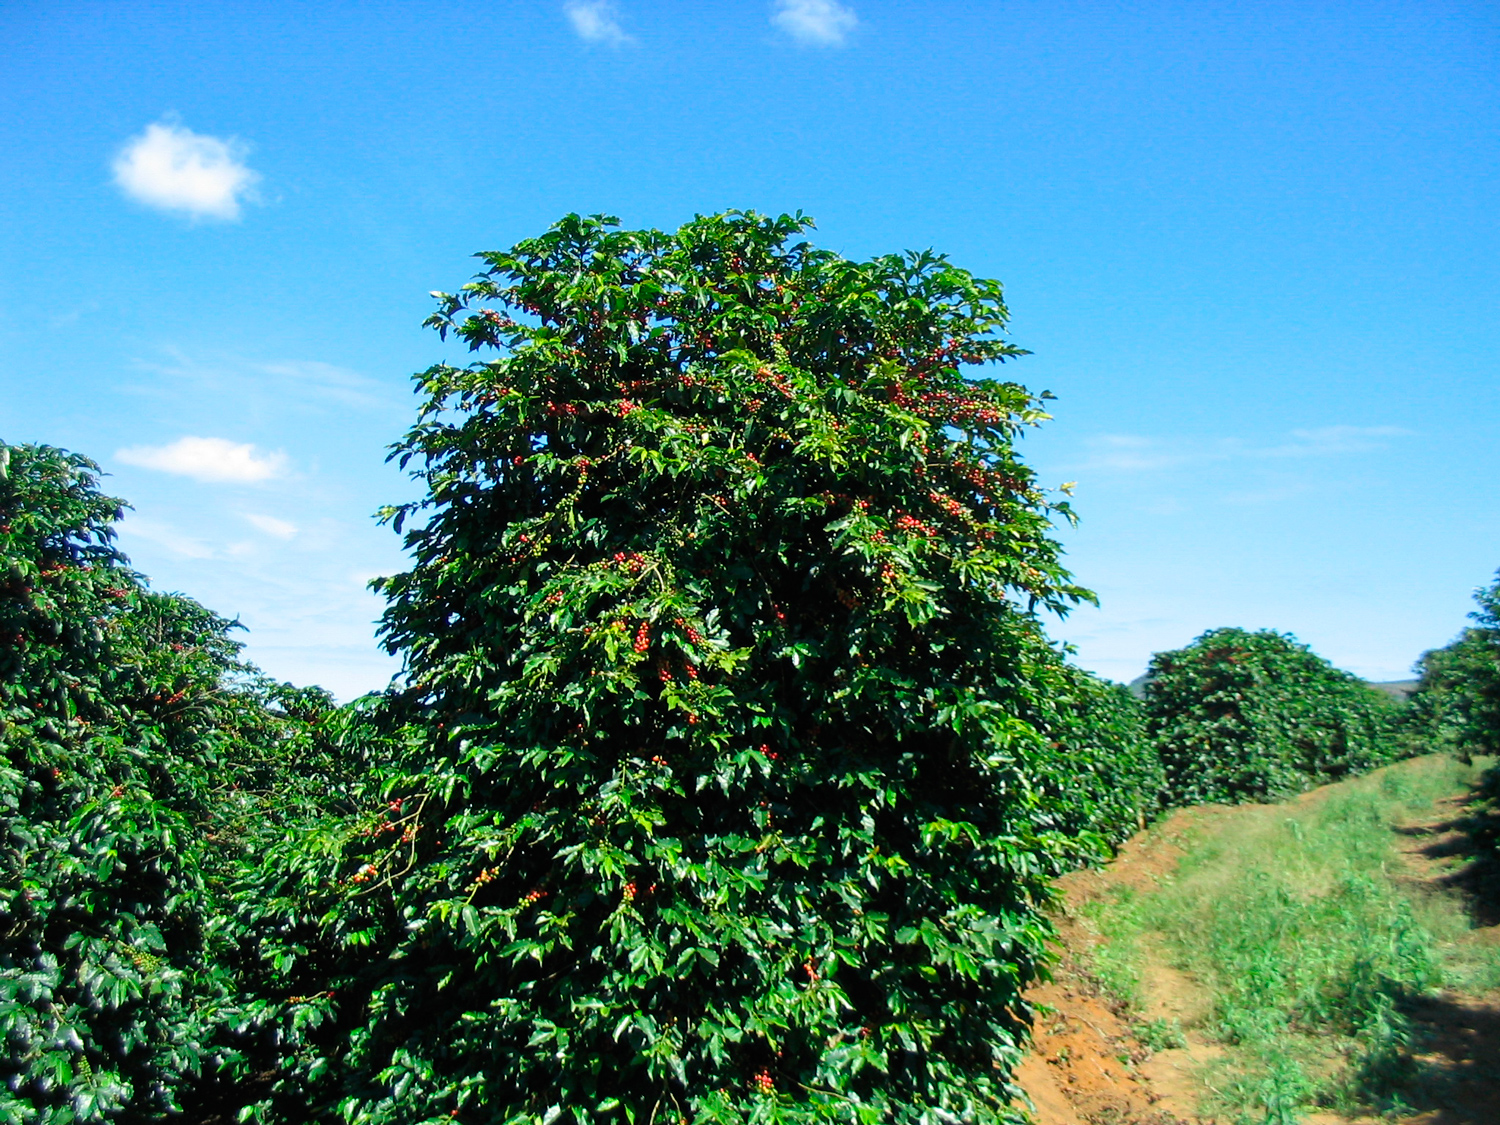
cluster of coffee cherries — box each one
[914,386,1007,427]
[752,365,794,398]
[928,490,966,519]
[903,336,981,376]
[893,513,937,539]
[621,880,657,903]
[468,865,502,893]
[612,551,647,576]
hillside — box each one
[1015,755,1500,1125]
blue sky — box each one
[1,0,1496,699]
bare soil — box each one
[1015,788,1500,1125]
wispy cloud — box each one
[124,349,401,418]
[1080,434,1191,472]
[245,513,298,539]
[1075,425,1413,473]
[250,359,396,412]
[771,0,857,46]
[116,436,288,483]
[564,0,633,45]
[119,517,218,559]
[1260,425,1413,457]
[112,118,260,221]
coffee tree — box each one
[1022,659,1160,845]
[247,212,1115,1124]
[1145,627,1401,805]
[0,443,331,1124]
[1408,570,1500,760]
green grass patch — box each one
[1081,754,1499,1124]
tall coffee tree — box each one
[255,212,1103,1124]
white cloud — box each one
[771,0,857,46]
[116,436,288,483]
[112,118,260,221]
[564,0,633,45]
[245,513,298,539]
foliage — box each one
[0,442,334,1124]
[238,210,1120,1125]
[1145,627,1401,806]
[1020,659,1160,852]
[1407,570,1500,761]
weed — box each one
[1080,888,1148,1009]
[1133,1018,1187,1051]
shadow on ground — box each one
[1395,765,1500,927]
[1383,767,1500,1125]
[1378,991,1500,1125]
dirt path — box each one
[1015,785,1500,1125]
[1015,809,1216,1125]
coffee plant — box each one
[0,443,336,1124]
[1145,627,1401,806]
[1405,571,1500,861]
[235,211,1139,1125]
[1407,570,1500,761]
[1021,659,1160,848]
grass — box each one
[1080,754,1500,1124]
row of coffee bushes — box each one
[1139,574,1500,810]
[0,430,1159,1125]
[0,444,371,1124]
[2,210,1483,1124]
[1407,573,1500,854]
[1,436,1482,1125]
[1407,573,1500,762]
[1143,627,1407,806]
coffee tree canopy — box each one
[252,212,1116,1125]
